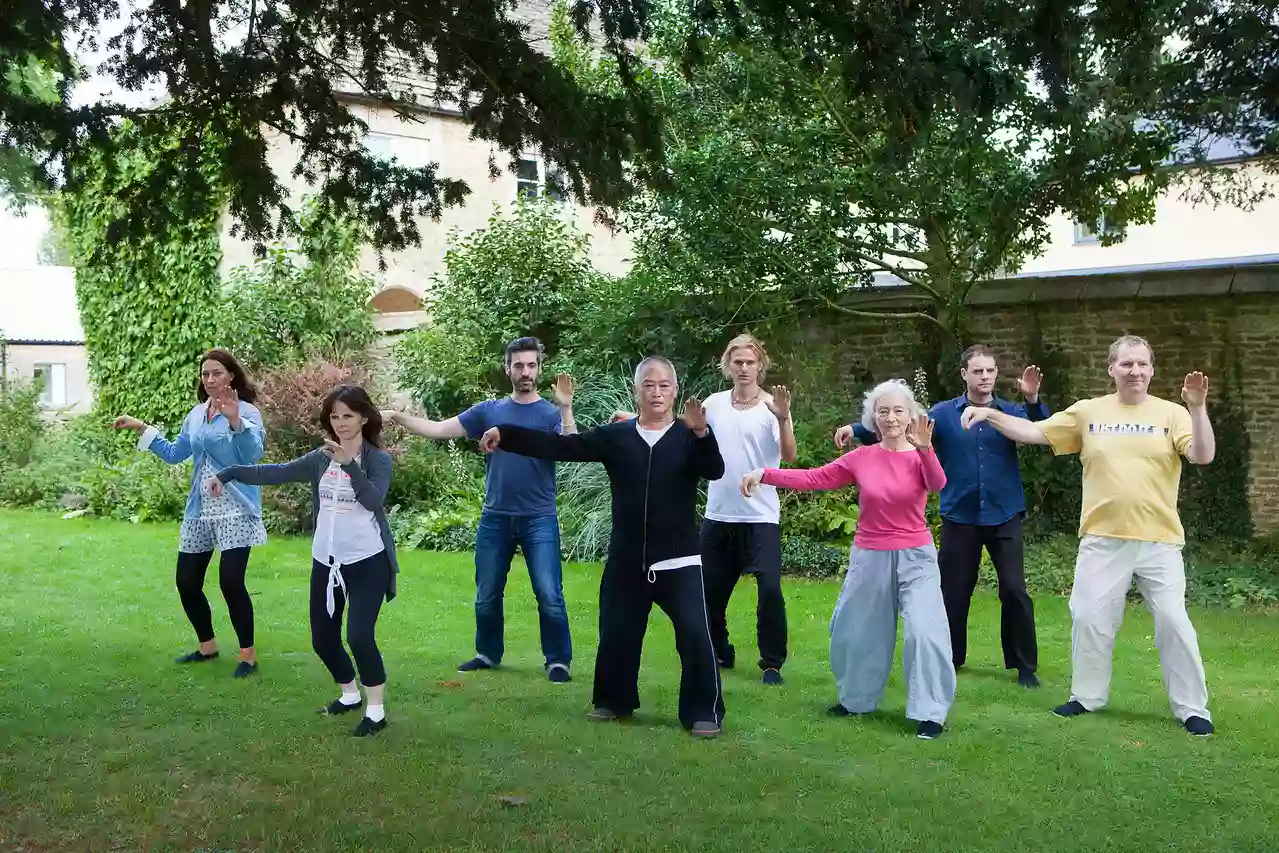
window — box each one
[363,133,431,168]
[33,363,67,408]
[515,154,566,202]
[363,133,394,162]
[1074,208,1121,244]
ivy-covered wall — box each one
[59,125,224,431]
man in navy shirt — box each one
[384,337,577,683]
[835,345,1049,687]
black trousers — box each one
[938,516,1038,673]
[310,553,391,687]
[593,561,726,729]
[176,548,254,648]
[701,520,788,670]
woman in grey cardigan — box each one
[213,385,398,737]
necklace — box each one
[731,388,762,408]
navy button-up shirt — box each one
[852,394,1051,526]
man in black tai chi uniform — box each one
[480,356,727,738]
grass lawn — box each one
[1,508,1278,852]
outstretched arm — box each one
[759,454,858,492]
[491,423,605,463]
[385,411,468,440]
[962,408,1050,445]
[218,451,321,487]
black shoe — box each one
[762,668,783,686]
[1053,700,1090,718]
[828,704,863,717]
[547,664,571,683]
[353,716,387,737]
[916,720,944,740]
[233,661,257,678]
[457,657,494,673]
[1018,670,1040,689]
[1184,716,1214,737]
[690,720,721,738]
[321,698,363,715]
[175,650,219,664]
[587,707,625,722]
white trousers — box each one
[1069,535,1210,721]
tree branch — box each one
[821,295,946,331]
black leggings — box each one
[310,553,390,687]
[176,548,255,648]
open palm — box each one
[1182,372,1209,407]
[679,397,708,433]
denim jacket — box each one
[137,401,267,520]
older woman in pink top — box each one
[742,379,956,739]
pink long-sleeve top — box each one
[761,445,946,550]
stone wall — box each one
[771,266,1279,531]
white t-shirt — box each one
[703,390,782,525]
[313,458,385,567]
[636,421,675,447]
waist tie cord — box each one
[325,558,348,617]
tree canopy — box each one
[553,0,1277,385]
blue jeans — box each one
[473,512,572,667]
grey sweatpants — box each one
[830,544,956,724]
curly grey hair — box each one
[860,379,924,436]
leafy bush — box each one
[79,454,189,522]
[781,535,848,579]
[219,199,378,372]
[384,439,485,552]
[0,423,91,510]
[0,380,44,471]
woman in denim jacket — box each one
[114,348,267,678]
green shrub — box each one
[781,535,848,579]
[0,380,44,471]
[0,422,92,510]
[78,454,190,523]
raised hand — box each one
[113,414,144,431]
[379,409,401,426]
[611,409,637,423]
[478,426,502,453]
[679,396,708,435]
[833,424,853,448]
[552,373,575,408]
[322,439,354,465]
[213,387,241,428]
[765,385,792,422]
[740,468,765,498]
[1182,371,1210,408]
[1019,365,1044,400]
[905,413,935,449]
[960,407,992,430]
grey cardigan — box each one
[216,440,398,602]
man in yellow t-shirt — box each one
[961,335,1217,737]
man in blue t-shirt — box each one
[384,336,577,683]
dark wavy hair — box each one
[196,349,258,403]
[320,385,383,447]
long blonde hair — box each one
[719,334,771,380]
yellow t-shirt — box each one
[1038,394,1194,545]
